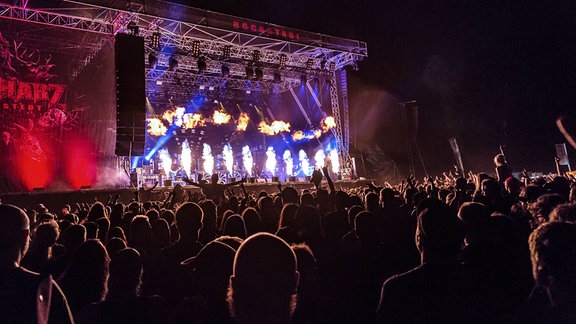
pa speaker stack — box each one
[114,33,145,156]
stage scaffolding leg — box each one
[329,70,352,179]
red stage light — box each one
[62,137,97,190]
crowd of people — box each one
[2,154,576,323]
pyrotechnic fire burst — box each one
[258,120,291,135]
[181,140,192,177]
[315,149,326,169]
[329,148,339,174]
[299,150,311,176]
[202,143,214,174]
[266,147,277,176]
[237,112,250,131]
[183,113,205,129]
[321,116,336,132]
[213,110,231,125]
[223,144,234,175]
[283,150,293,176]
[147,117,167,136]
[242,145,253,176]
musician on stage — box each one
[183,174,245,204]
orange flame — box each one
[259,120,291,135]
[147,118,167,136]
[321,116,336,132]
[237,112,250,131]
[213,110,231,125]
[183,113,205,129]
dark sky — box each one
[171,0,575,177]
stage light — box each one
[221,65,230,78]
[151,31,161,49]
[209,86,215,91]
[245,66,254,79]
[199,85,205,90]
[222,45,231,59]
[300,74,307,85]
[329,61,335,72]
[279,54,287,69]
[254,67,263,80]
[273,72,281,84]
[127,21,139,35]
[252,50,261,62]
[148,53,157,69]
[168,56,178,71]
[246,90,251,94]
[192,40,200,57]
[197,57,207,73]
[306,58,314,70]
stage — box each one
[0,180,369,212]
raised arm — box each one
[321,167,336,194]
[182,177,202,188]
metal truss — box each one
[0,3,114,34]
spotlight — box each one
[209,86,215,91]
[192,40,200,57]
[221,65,230,78]
[273,71,281,83]
[306,58,313,70]
[252,50,261,62]
[168,56,178,71]
[329,61,335,72]
[151,31,161,49]
[245,66,254,79]
[300,74,307,85]
[127,21,139,35]
[197,57,206,73]
[279,54,287,69]
[222,45,231,59]
[246,90,251,94]
[148,53,157,69]
[199,85,205,90]
[254,67,263,80]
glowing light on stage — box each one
[213,110,231,125]
[299,150,311,176]
[147,117,167,136]
[292,131,305,141]
[181,140,192,177]
[329,148,340,174]
[183,113,205,129]
[162,110,176,124]
[283,150,294,176]
[313,129,322,138]
[315,149,326,169]
[223,144,234,175]
[258,120,291,135]
[321,116,336,132]
[242,145,253,176]
[265,147,277,176]
[237,112,250,131]
[173,106,186,127]
[202,143,214,174]
[159,148,173,179]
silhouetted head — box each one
[0,204,30,267]
[176,202,203,240]
[416,202,465,262]
[223,215,247,239]
[529,221,576,306]
[211,173,219,184]
[228,233,299,324]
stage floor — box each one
[0,180,369,212]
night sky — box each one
[172,0,575,178]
